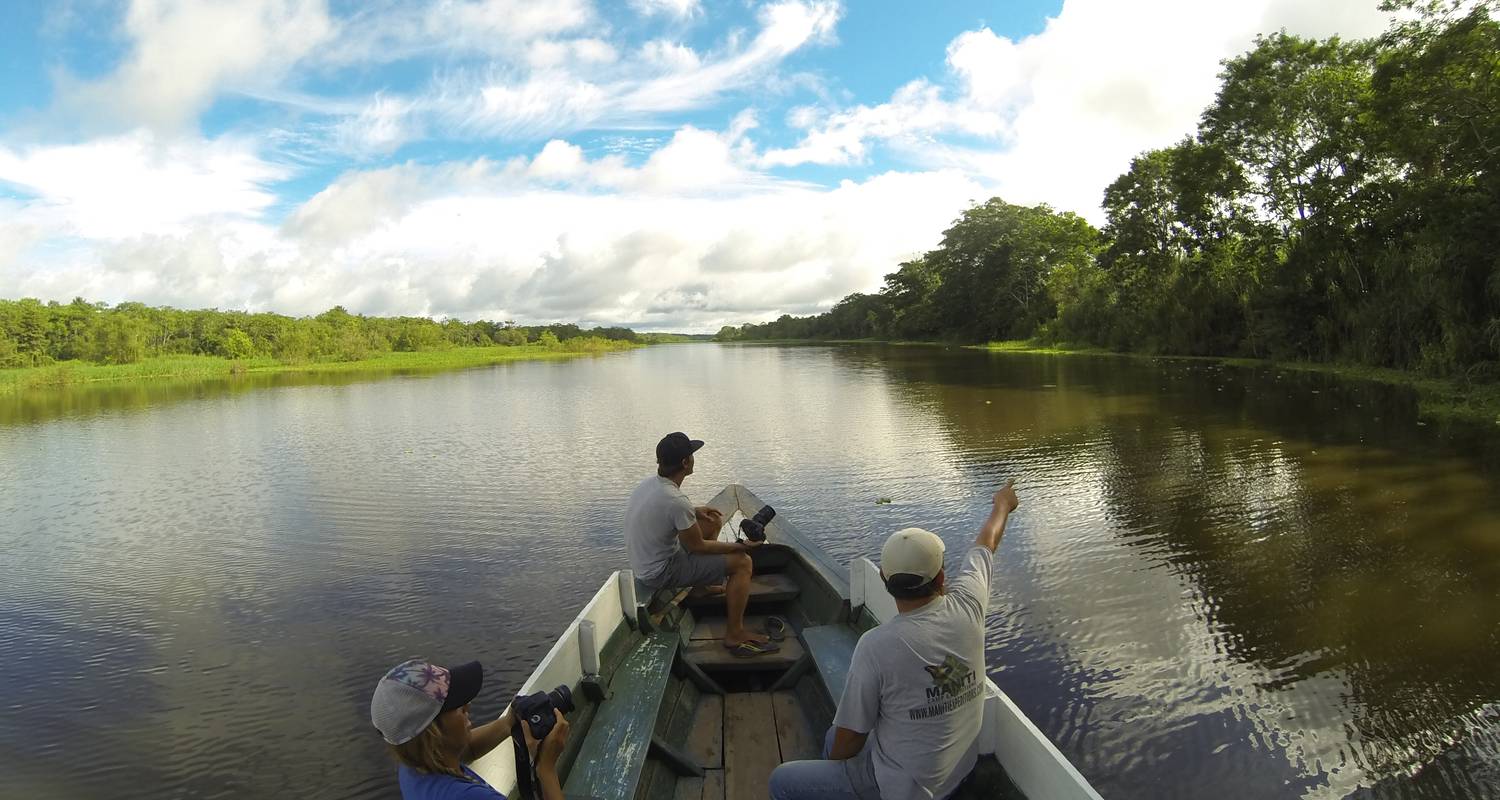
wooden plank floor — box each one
[725,693,779,800]
[663,689,824,800]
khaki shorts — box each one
[649,550,728,590]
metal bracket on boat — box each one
[767,652,812,692]
[579,675,607,704]
[648,735,705,778]
[673,651,726,696]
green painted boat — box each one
[471,484,1103,800]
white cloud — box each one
[630,0,701,19]
[766,0,1392,219]
[338,0,840,150]
[639,39,703,72]
[55,0,334,131]
[2,0,1403,331]
[0,130,285,240]
[7,129,980,330]
[321,0,595,66]
[526,37,620,70]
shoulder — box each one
[851,625,897,662]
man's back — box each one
[623,475,696,584]
[836,545,993,800]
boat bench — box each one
[800,624,862,703]
[563,630,679,799]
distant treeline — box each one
[0,298,669,367]
[722,3,1500,382]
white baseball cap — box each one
[880,527,945,585]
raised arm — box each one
[975,480,1019,553]
[461,704,515,763]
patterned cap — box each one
[370,658,483,745]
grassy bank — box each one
[0,343,637,395]
[979,340,1500,426]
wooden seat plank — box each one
[688,615,775,641]
[800,624,861,702]
[723,693,779,800]
[562,631,679,800]
[683,574,799,608]
[682,637,805,672]
[770,690,821,762]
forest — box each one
[722,2,1500,385]
[0,298,655,368]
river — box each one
[3,343,1499,799]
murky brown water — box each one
[3,344,1498,799]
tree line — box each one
[721,1,1500,383]
[0,298,654,368]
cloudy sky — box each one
[0,0,1391,331]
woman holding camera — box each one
[371,657,571,800]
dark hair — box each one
[657,461,683,477]
[884,573,941,599]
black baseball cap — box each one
[656,432,705,465]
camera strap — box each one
[510,721,540,800]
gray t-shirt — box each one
[834,545,994,800]
[623,475,698,585]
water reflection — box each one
[3,345,1499,800]
[823,345,1500,799]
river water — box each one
[3,344,1499,800]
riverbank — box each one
[718,338,1500,424]
[980,340,1500,426]
[0,343,637,395]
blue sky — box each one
[0,0,1390,330]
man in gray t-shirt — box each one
[769,481,1020,800]
[623,432,773,655]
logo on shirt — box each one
[923,654,976,700]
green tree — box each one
[87,313,148,364]
[220,329,257,360]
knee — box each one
[768,764,796,800]
[728,551,753,575]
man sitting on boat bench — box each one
[623,432,776,656]
[769,481,1020,800]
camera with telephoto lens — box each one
[514,685,574,739]
[739,505,776,542]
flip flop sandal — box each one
[724,639,781,658]
[764,616,788,642]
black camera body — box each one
[739,505,776,542]
[514,684,574,739]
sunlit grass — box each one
[0,342,638,395]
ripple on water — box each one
[5,345,1500,799]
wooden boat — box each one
[471,485,1104,800]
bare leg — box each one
[699,516,726,595]
[722,552,766,647]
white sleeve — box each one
[946,546,994,621]
[670,495,697,532]
[832,636,881,734]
